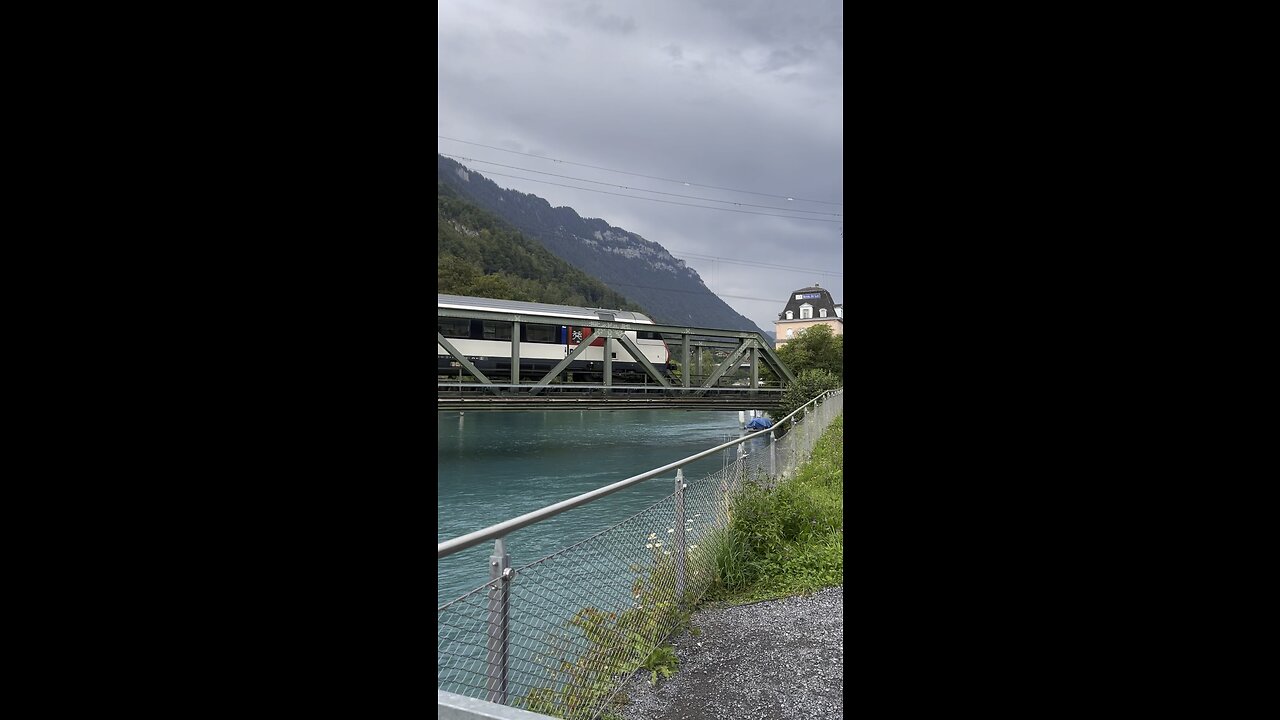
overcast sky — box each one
[438,0,843,334]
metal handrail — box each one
[437,387,841,560]
[437,383,785,391]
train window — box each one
[637,331,657,340]
[482,321,513,341]
[524,323,557,343]
[439,318,471,338]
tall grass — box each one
[707,416,843,603]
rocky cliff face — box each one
[438,155,766,333]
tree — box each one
[776,324,843,380]
[438,254,479,290]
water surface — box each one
[437,409,749,606]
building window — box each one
[786,329,794,339]
[785,310,793,320]
[800,304,812,319]
[819,308,827,318]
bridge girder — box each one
[437,305,796,389]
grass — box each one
[706,416,843,604]
[639,644,679,685]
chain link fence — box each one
[439,390,843,720]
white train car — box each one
[437,294,672,383]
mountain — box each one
[438,181,644,311]
[438,155,768,334]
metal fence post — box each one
[788,415,798,466]
[674,469,686,603]
[769,431,776,477]
[486,538,511,705]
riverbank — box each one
[709,415,843,604]
[615,416,844,719]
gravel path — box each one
[616,586,843,720]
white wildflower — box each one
[646,543,653,549]
[668,528,674,533]
[664,551,670,555]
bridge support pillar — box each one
[603,336,612,393]
[511,321,520,385]
[682,333,690,389]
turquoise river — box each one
[437,408,756,608]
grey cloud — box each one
[571,1,637,35]
[690,0,842,46]
[438,0,843,332]
[758,45,814,73]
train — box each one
[438,294,673,383]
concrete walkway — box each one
[617,586,843,720]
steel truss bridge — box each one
[437,304,795,411]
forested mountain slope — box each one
[438,154,766,333]
[438,181,646,312]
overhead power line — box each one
[438,135,842,207]
[671,250,843,278]
[462,169,843,224]
[606,281,786,304]
[440,153,842,218]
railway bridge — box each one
[437,300,795,412]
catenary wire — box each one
[438,135,842,206]
[605,281,840,306]
[439,153,842,218]
[465,170,843,223]
[668,250,843,278]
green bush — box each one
[770,369,841,432]
[708,417,843,603]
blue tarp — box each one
[744,417,774,430]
